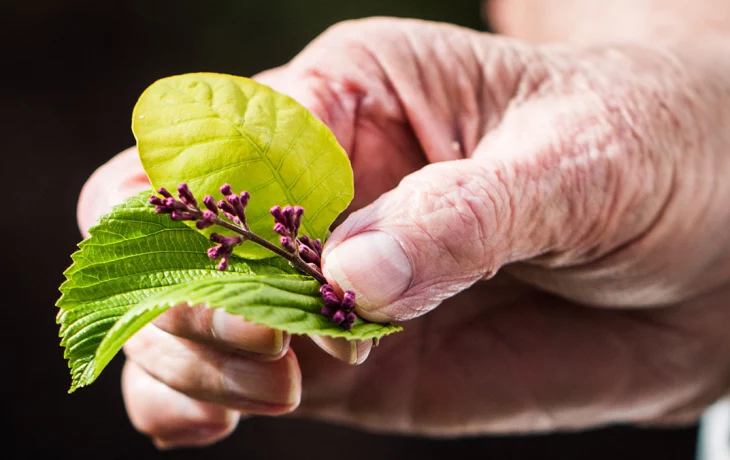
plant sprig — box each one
[151,183,326,283]
[56,72,402,392]
[151,182,358,329]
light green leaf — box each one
[57,193,401,392]
[93,276,402,386]
[133,73,354,259]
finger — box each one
[308,335,372,365]
[122,360,240,449]
[153,305,290,360]
[77,146,149,236]
[320,124,671,322]
[321,159,514,322]
[124,324,301,414]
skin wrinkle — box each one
[434,30,471,158]
[400,27,454,163]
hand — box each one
[79,18,730,447]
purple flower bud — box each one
[170,211,196,221]
[282,206,294,230]
[299,244,321,265]
[273,222,289,237]
[291,206,304,234]
[163,197,187,210]
[312,238,323,254]
[203,195,218,214]
[220,184,233,196]
[217,200,238,221]
[158,187,172,198]
[320,284,335,295]
[196,220,214,229]
[270,206,285,224]
[322,291,340,310]
[154,205,172,214]
[217,254,230,271]
[226,193,246,220]
[299,234,312,248]
[239,191,250,208]
[280,236,296,253]
[342,312,357,330]
[224,235,244,246]
[201,210,217,222]
[149,195,164,206]
[177,183,197,207]
[332,310,346,325]
[207,245,225,259]
[321,303,338,318]
[210,233,243,247]
[341,290,356,312]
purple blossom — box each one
[195,210,217,229]
[341,290,356,312]
[217,199,238,222]
[203,195,218,214]
[319,284,358,330]
[177,183,197,208]
[207,233,243,271]
[273,222,288,237]
[280,236,296,253]
[298,244,321,265]
[170,211,196,221]
[157,187,173,198]
[270,205,304,238]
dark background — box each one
[3,0,698,458]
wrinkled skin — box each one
[78,16,730,448]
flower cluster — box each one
[151,182,359,329]
[270,206,324,276]
[150,183,247,270]
[320,284,357,329]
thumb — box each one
[322,158,536,323]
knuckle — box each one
[318,17,409,43]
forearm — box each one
[486,0,730,44]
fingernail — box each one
[323,231,412,316]
[211,309,285,355]
[310,336,372,365]
[221,353,301,408]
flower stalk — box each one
[151,183,358,329]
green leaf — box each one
[57,193,401,392]
[57,192,292,391]
[133,73,354,259]
[93,276,402,386]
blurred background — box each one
[2,0,699,458]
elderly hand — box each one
[78,18,730,448]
